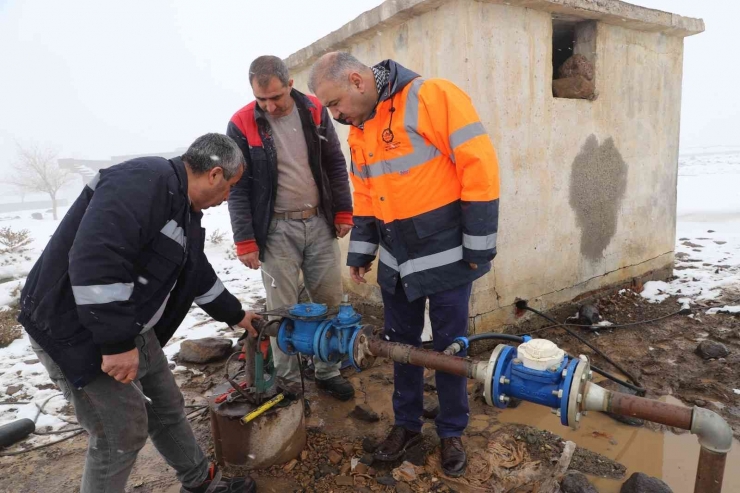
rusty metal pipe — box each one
[584,383,732,493]
[367,337,481,379]
[695,447,727,493]
[609,391,693,429]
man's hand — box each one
[335,223,352,238]
[237,311,263,339]
[238,251,261,270]
[350,263,373,284]
[101,348,139,384]
[469,262,478,270]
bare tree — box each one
[7,144,73,220]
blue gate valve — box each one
[276,301,364,369]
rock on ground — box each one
[695,340,730,360]
[620,472,673,493]
[423,396,440,419]
[561,471,599,493]
[178,337,233,364]
[349,403,380,422]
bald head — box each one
[308,52,369,94]
[308,52,379,127]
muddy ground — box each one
[1,287,739,492]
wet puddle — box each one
[496,397,740,492]
[303,366,740,492]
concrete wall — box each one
[288,0,694,332]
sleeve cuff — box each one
[99,338,137,355]
[236,240,258,256]
[334,212,353,225]
[225,309,246,327]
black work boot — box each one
[441,437,467,477]
[374,425,423,462]
[315,375,355,401]
[181,463,256,493]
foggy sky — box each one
[0,0,736,169]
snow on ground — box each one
[641,150,740,307]
[1,149,739,445]
[0,203,265,444]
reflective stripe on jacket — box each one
[346,60,500,301]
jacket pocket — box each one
[144,234,184,282]
[411,203,461,239]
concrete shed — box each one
[285,0,704,332]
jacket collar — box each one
[252,88,313,122]
[170,156,203,220]
[363,59,420,124]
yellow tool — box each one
[240,393,285,424]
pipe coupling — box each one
[691,406,733,454]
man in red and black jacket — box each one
[227,55,355,400]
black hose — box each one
[467,333,524,344]
[520,306,644,392]
[525,310,683,333]
[296,355,311,417]
[588,365,645,395]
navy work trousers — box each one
[382,282,472,438]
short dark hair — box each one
[182,133,244,179]
[249,55,290,88]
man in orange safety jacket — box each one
[309,53,500,477]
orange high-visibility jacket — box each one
[346,61,500,301]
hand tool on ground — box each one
[240,393,285,425]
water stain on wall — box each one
[569,135,628,262]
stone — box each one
[392,461,417,482]
[355,463,369,475]
[620,473,673,493]
[561,471,599,493]
[335,475,354,486]
[6,385,22,396]
[424,374,437,391]
[552,76,595,100]
[283,459,298,473]
[578,304,601,325]
[318,463,339,477]
[395,483,414,493]
[726,406,740,419]
[360,453,375,466]
[350,404,380,422]
[178,338,233,363]
[342,443,355,455]
[376,475,397,486]
[31,212,43,220]
[362,437,378,453]
[340,462,351,475]
[328,449,343,464]
[695,340,729,360]
[423,396,440,419]
[558,54,595,81]
[300,450,308,461]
